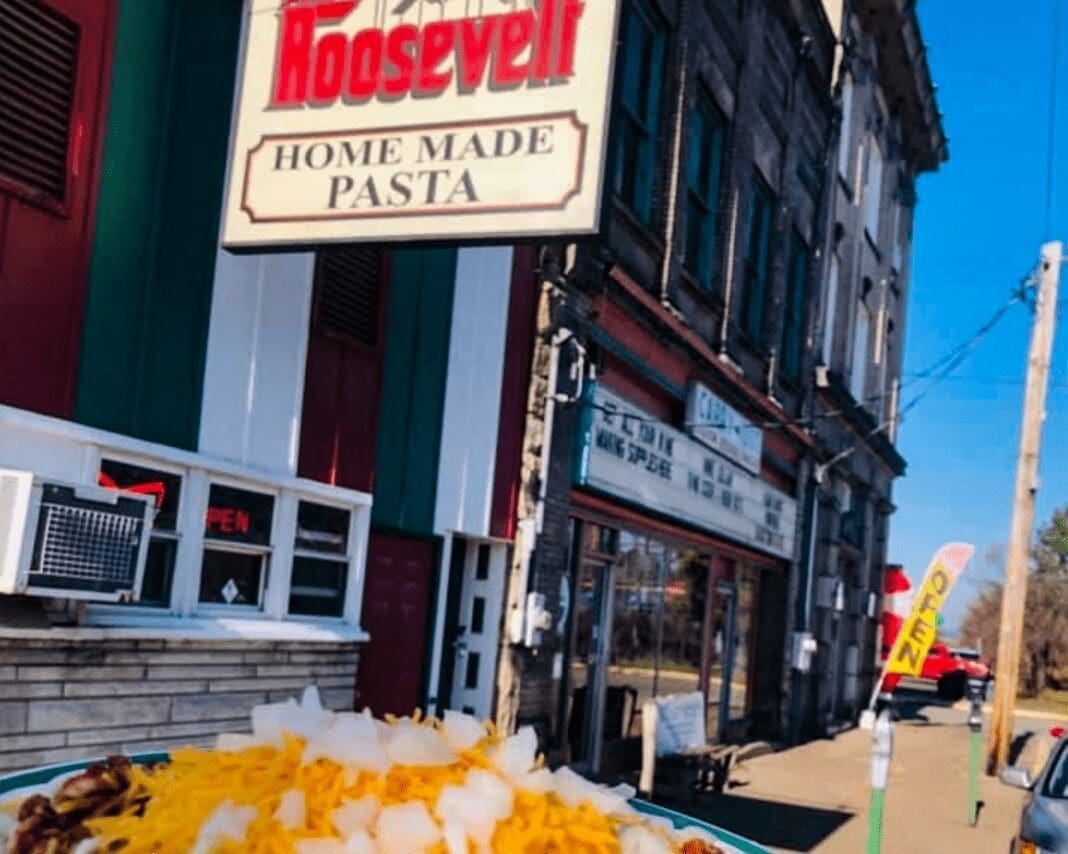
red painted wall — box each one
[489,247,540,540]
[298,254,391,493]
[0,0,115,418]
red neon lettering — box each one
[415,21,455,96]
[97,473,166,509]
[457,17,498,92]
[491,11,536,89]
[206,507,253,536]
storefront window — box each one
[98,459,182,608]
[199,484,274,608]
[289,501,351,618]
[567,521,765,768]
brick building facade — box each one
[495,0,842,769]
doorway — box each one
[441,537,508,720]
[353,532,435,717]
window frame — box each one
[780,231,810,382]
[81,443,370,629]
[609,0,666,226]
[288,498,356,620]
[197,479,278,613]
[94,453,186,615]
[740,178,776,345]
[683,90,728,289]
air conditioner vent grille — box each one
[28,500,144,593]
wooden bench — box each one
[638,692,735,805]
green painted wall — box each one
[371,249,458,533]
[75,0,241,450]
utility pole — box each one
[987,240,1063,772]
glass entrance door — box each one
[567,556,612,771]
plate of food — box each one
[0,689,768,853]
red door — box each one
[0,0,115,417]
[354,532,435,717]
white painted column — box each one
[198,251,315,476]
[426,246,513,711]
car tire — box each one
[937,671,967,702]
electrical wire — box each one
[575,283,1028,437]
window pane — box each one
[742,184,774,342]
[98,460,182,532]
[289,556,347,617]
[206,484,274,545]
[133,538,177,608]
[199,549,264,606]
[851,303,871,399]
[296,501,349,554]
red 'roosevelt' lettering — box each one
[381,24,417,97]
[271,1,584,105]
[312,32,348,102]
[457,16,498,92]
[273,0,358,105]
[416,20,454,96]
[273,5,315,104]
[347,28,383,101]
[492,10,536,88]
[532,0,558,81]
[555,0,584,78]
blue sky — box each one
[887,0,1068,634]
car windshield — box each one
[1043,743,1068,799]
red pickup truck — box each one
[880,565,993,701]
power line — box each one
[579,285,1027,435]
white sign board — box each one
[652,692,707,757]
[576,386,797,560]
[685,381,763,474]
[222,0,622,249]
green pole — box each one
[966,678,984,827]
[968,728,982,826]
[867,708,893,854]
[866,787,885,854]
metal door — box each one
[448,539,507,720]
[353,532,435,717]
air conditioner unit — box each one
[0,469,153,603]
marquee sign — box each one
[574,386,798,560]
[222,0,622,249]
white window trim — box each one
[3,406,377,636]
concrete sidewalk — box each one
[678,703,1030,853]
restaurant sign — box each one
[684,381,763,474]
[221,0,622,249]
[575,386,797,560]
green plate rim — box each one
[0,753,769,853]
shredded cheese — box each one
[84,709,718,854]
